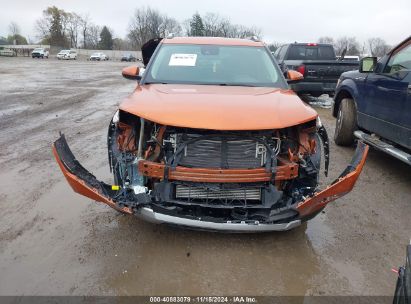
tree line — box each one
[0,6,392,56]
[127,8,262,48]
[0,6,261,50]
[267,36,391,58]
[34,6,113,49]
[317,36,391,57]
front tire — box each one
[334,98,357,146]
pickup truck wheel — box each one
[334,98,357,146]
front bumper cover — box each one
[52,134,368,232]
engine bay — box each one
[106,110,329,224]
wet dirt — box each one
[0,57,410,296]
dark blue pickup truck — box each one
[333,36,411,165]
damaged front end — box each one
[53,111,368,232]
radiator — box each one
[176,135,267,169]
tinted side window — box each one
[288,46,315,60]
[287,45,335,60]
[318,46,335,59]
[384,43,411,73]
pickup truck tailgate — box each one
[285,60,358,82]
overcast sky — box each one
[1,0,410,46]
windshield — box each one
[60,50,69,53]
[144,44,286,88]
[91,53,100,56]
[33,48,43,51]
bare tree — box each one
[35,17,50,42]
[128,7,180,48]
[128,7,156,48]
[85,24,101,49]
[367,37,391,57]
[318,36,334,45]
[334,36,360,56]
[202,13,228,37]
[79,14,90,49]
[66,13,82,48]
[188,12,261,39]
[182,19,191,36]
[8,22,20,36]
[159,16,181,37]
[267,41,281,52]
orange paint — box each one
[296,144,369,217]
[120,84,318,130]
[122,66,140,79]
[287,70,304,81]
[52,143,132,215]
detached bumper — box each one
[52,135,132,215]
[296,141,368,218]
[52,134,368,232]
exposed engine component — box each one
[106,113,324,224]
[162,131,281,170]
[175,183,262,203]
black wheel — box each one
[334,98,357,146]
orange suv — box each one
[53,37,368,232]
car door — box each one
[361,40,411,147]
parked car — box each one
[53,37,368,232]
[0,48,15,57]
[333,36,411,166]
[31,48,49,59]
[57,49,77,60]
[121,53,137,62]
[274,43,359,97]
[89,52,108,61]
[393,244,411,304]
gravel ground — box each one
[0,56,410,296]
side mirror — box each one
[122,66,142,81]
[359,57,377,73]
[286,70,304,84]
